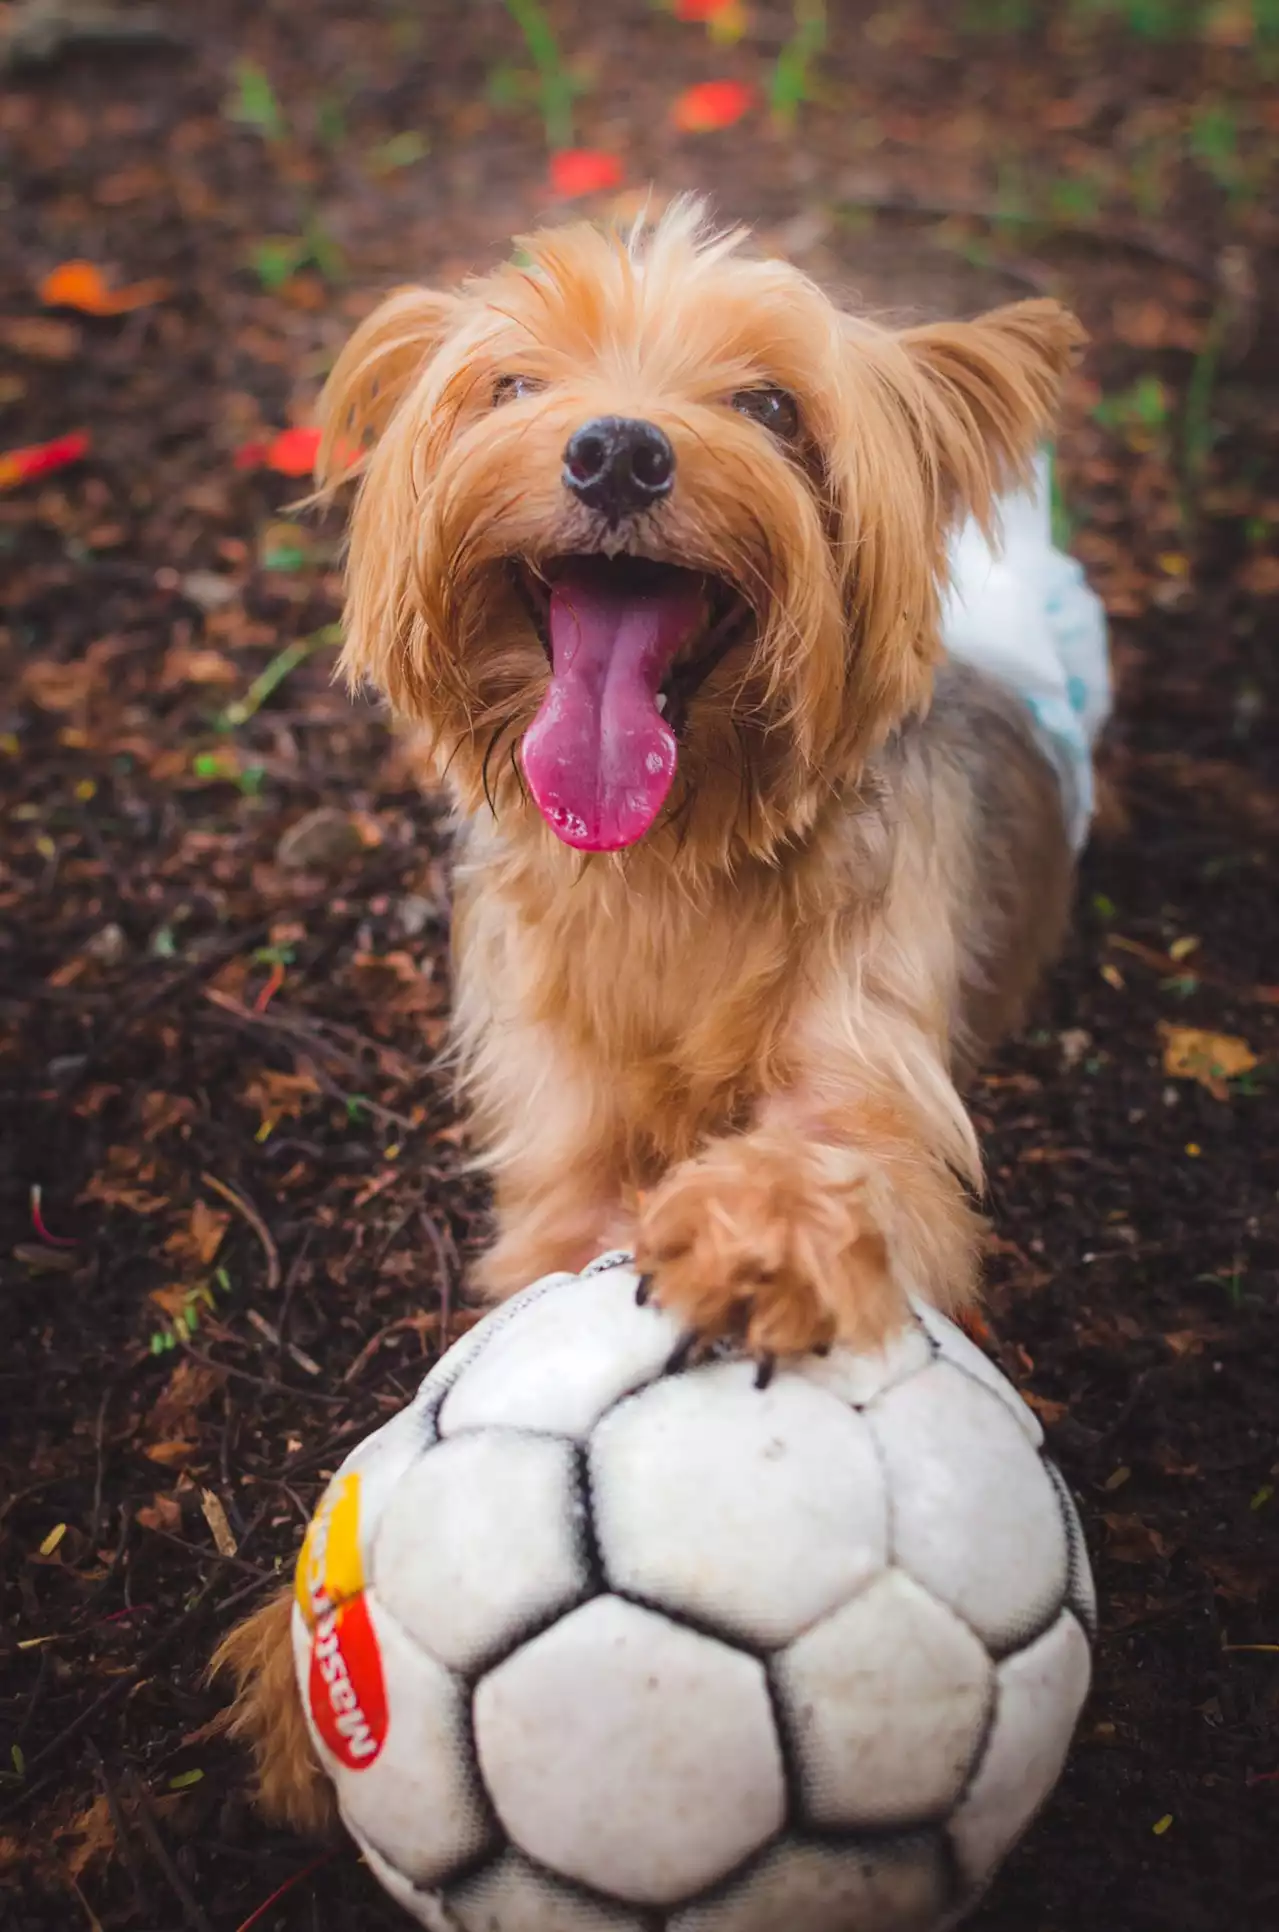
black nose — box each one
[562,416,675,522]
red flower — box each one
[235,426,323,477]
[549,149,624,198]
[671,80,754,131]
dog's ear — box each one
[898,299,1085,531]
[316,285,459,487]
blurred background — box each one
[0,4,1275,1930]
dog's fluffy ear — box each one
[316,285,458,487]
[899,299,1085,532]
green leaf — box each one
[227,60,286,140]
[168,1767,205,1789]
[367,130,430,174]
[10,1743,24,1779]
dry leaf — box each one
[200,1488,238,1558]
[1158,1023,1257,1100]
[58,1795,117,1882]
[145,1357,223,1438]
[242,1066,320,1129]
[136,1492,183,1533]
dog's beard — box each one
[512,555,754,852]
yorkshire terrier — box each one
[215,200,1090,1828]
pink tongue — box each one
[521,563,702,851]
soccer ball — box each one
[292,1254,1095,1932]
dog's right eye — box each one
[494,375,543,405]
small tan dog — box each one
[216,200,1084,1826]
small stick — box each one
[233,1851,341,1932]
[200,1172,281,1291]
[121,1767,216,1932]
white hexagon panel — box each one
[472,1596,786,1906]
[868,1361,1067,1654]
[792,1311,934,1410]
[909,1299,1043,1446]
[371,1431,594,1674]
[773,1570,993,1828]
[444,1853,652,1932]
[949,1607,1091,1891]
[589,1361,888,1647]
[669,1833,950,1932]
[439,1268,681,1439]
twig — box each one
[424,1208,456,1352]
[233,1851,342,1932]
[179,1342,346,1407]
[217,626,341,730]
[200,1172,280,1291]
[1,1563,275,1819]
[121,1767,217,1932]
[200,992,419,1131]
[341,1311,440,1385]
[84,1739,151,1922]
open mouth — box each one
[513,554,752,852]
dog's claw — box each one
[634,1273,653,1307]
[664,1329,700,1375]
[753,1352,777,1391]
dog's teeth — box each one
[655,692,669,715]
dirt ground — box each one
[0,3,1275,1929]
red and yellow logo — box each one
[295,1474,388,1770]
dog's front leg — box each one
[634,1046,984,1361]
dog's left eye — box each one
[730,387,800,441]
[494,374,543,406]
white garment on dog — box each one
[941,450,1110,853]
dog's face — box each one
[323,201,1081,868]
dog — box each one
[215,199,1089,1828]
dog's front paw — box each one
[634,1128,905,1363]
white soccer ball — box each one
[291,1254,1095,1932]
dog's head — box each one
[322,199,1082,868]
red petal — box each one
[671,80,754,131]
[675,0,737,15]
[0,431,90,489]
[265,427,323,477]
[549,149,624,198]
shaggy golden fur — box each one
[214,200,1083,1829]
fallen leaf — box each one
[145,1358,223,1438]
[549,149,624,198]
[1022,1391,1069,1425]
[0,316,82,360]
[671,79,754,131]
[145,1439,197,1467]
[1158,1023,1258,1100]
[1103,1512,1175,1564]
[233,425,321,476]
[57,1795,116,1882]
[40,260,170,315]
[78,1143,167,1215]
[135,1493,183,1534]
[199,1489,238,1558]
[241,1066,320,1130]
[159,645,239,689]
[0,431,90,490]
